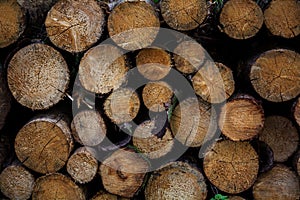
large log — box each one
[7,43,70,110]
[219,0,263,39]
[160,0,207,31]
[107,1,160,50]
[0,0,25,48]
[145,161,207,200]
[14,114,73,174]
[250,49,300,102]
[203,140,259,194]
[264,0,300,38]
[253,165,300,200]
[258,115,299,162]
[45,0,105,53]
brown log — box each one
[170,97,217,147]
[132,119,174,159]
[45,0,105,53]
[142,81,173,112]
[66,147,98,184]
[192,62,235,103]
[173,40,206,74]
[71,110,107,146]
[14,114,74,174]
[218,94,264,141]
[136,48,172,81]
[145,161,207,200]
[0,69,11,130]
[250,49,300,102]
[203,140,259,194]
[104,88,140,124]
[264,0,300,38]
[32,173,85,200]
[7,43,70,110]
[0,165,35,200]
[0,0,25,48]
[293,96,300,126]
[99,148,149,198]
[229,196,245,200]
[160,0,207,31]
[258,115,299,162]
[91,190,129,200]
[253,165,300,200]
[107,1,160,50]
[79,44,128,94]
[219,0,263,39]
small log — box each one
[79,44,128,94]
[45,0,105,53]
[0,0,25,48]
[293,96,300,126]
[14,114,74,174]
[136,48,172,81]
[142,81,173,112]
[264,0,300,38]
[99,148,149,198]
[160,0,207,31]
[203,140,259,194]
[107,1,160,50]
[259,115,299,162]
[218,94,264,141]
[170,97,217,147]
[145,161,207,200]
[192,62,235,103]
[67,147,98,184]
[133,119,174,159]
[32,173,85,200]
[173,40,206,74]
[219,0,263,39]
[91,190,129,200]
[0,69,11,130]
[104,88,140,124]
[250,49,300,102]
[253,165,300,200]
[71,110,107,146]
[293,150,300,176]
[0,165,35,200]
[7,43,70,110]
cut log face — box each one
[173,40,206,74]
[259,115,299,162]
[219,0,263,39]
[7,43,70,110]
[45,0,105,53]
[104,88,140,124]
[91,190,129,200]
[79,44,128,94]
[264,0,300,38]
[0,69,11,130]
[293,96,300,126]
[219,95,264,141]
[142,81,173,112]
[14,115,73,174]
[145,161,207,200]
[32,173,85,200]
[253,165,300,200]
[229,196,245,200]
[250,49,300,102]
[107,1,160,50]
[133,120,174,159]
[0,0,25,48]
[192,62,235,104]
[136,48,172,81]
[160,0,207,31]
[99,148,149,198]
[0,165,35,200]
[203,140,259,194]
[71,110,107,146]
[67,147,98,184]
[170,97,217,147]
